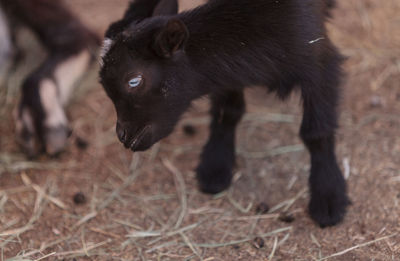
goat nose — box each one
[116,123,126,143]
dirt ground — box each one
[1,0,400,260]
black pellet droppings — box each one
[252,237,265,249]
[255,202,270,214]
[73,192,86,205]
[75,136,89,150]
[278,212,295,223]
[183,124,197,136]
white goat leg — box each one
[40,50,92,155]
[54,50,91,106]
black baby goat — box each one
[100,0,349,227]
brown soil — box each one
[1,0,400,260]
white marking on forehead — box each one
[100,38,113,62]
[54,50,91,106]
[39,79,68,128]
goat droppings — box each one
[278,212,295,223]
[252,237,265,249]
[183,124,197,136]
[75,136,89,150]
[73,192,86,205]
[255,202,270,214]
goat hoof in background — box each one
[15,108,71,158]
[44,125,72,157]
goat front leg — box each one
[196,90,245,194]
[300,53,349,227]
[16,51,92,157]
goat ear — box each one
[153,0,178,16]
[153,18,188,58]
[105,19,130,39]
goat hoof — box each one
[309,191,350,228]
[196,163,232,194]
[45,126,70,156]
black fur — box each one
[100,0,349,227]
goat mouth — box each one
[128,125,151,151]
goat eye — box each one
[128,76,143,88]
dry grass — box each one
[1,0,400,260]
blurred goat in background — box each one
[0,0,99,158]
